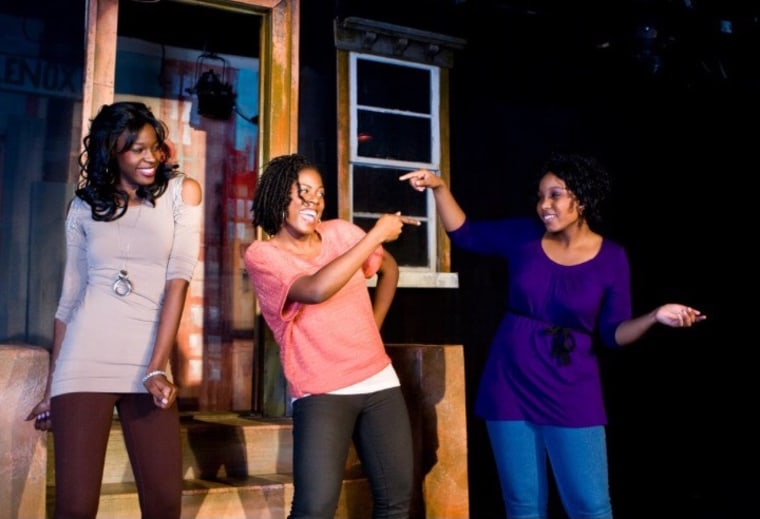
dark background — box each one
[299,1,757,518]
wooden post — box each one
[0,344,49,519]
[387,343,470,519]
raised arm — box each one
[399,169,466,232]
[289,213,418,304]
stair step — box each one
[46,474,372,519]
[47,412,299,485]
[181,412,297,480]
[46,412,371,519]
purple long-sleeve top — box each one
[449,217,632,426]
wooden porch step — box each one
[46,474,372,519]
[46,412,371,519]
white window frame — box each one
[334,17,465,288]
[349,52,440,272]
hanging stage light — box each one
[186,52,236,120]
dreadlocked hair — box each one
[76,101,175,221]
[252,153,317,236]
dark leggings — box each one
[51,392,182,519]
[288,387,414,519]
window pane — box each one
[357,59,430,113]
[353,166,427,216]
[357,110,431,162]
[354,217,429,267]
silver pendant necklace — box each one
[113,203,143,297]
[113,269,132,296]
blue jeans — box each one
[289,387,413,519]
[487,420,613,519]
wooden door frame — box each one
[80,0,299,173]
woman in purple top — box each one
[401,153,706,519]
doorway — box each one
[116,0,261,412]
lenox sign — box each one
[0,53,82,99]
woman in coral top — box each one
[244,153,419,519]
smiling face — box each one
[115,123,162,198]
[281,167,325,238]
[536,172,584,232]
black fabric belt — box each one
[508,308,587,366]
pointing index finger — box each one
[400,215,421,226]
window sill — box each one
[367,271,459,289]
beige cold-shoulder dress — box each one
[51,175,201,397]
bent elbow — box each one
[291,283,330,305]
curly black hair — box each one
[540,152,611,230]
[76,101,175,221]
[252,153,318,236]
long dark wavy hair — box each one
[76,101,175,221]
[251,153,317,236]
[540,152,612,231]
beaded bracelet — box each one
[142,370,167,384]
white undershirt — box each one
[292,363,400,402]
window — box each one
[351,54,439,270]
[335,17,465,287]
